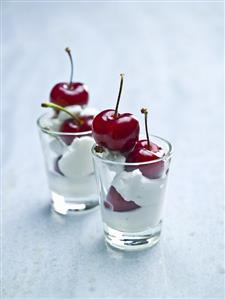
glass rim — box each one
[36,112,92,136]
[91,135,173,166]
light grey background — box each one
[2,1,224,298]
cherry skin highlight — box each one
[104,186,140,212]
[126,140,165,179]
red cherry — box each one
[50,48,89,107]
[92,74,140,153]
[50,82,89,107]
[126,108,165,179]
[60,115,93,144]
[92,109,139,153]
[135,140,162,152]
[126,141,164,179]
[41,102,93,145]
[104,186,140,212]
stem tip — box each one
[41,103,48,108]
[65,47,71,53]
[141,107,151,150]
[141,108,148,114]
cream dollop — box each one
[58,136,95,178]
[111,169,166,206]
[93,146,126,174]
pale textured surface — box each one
[2,2,224,298]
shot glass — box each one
[37,111,99,215]
[92,135,173,250]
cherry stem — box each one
[141,108,151,150]
[65,47,74,88]
[114,73,124,117]
[41,102,81,125]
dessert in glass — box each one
[37,47,98,214]
[92,74,173,250]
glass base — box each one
[51,191,99,215]
[104,222,162,251]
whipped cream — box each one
[40,107,100,207]
[49,135,98,198]
[95,147,126,163]
[102,169,168,231]
[111,169,166,206]
[94,146,126,174]
[41,117,61,132]
[58,136,95,178]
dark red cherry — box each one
[50,48,89,107]
[126,109,165,179]
[50,82,89,107]
[93,109,139,153]
[104,186,140,212]
[60,115,93,144]
[126,141,164,179]
[134,140,162,153]
[92,74,139,153]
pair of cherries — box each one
[91,74,165,212]
[92,74,164,180]
[42,47,94,145]
[103,108,164,212]
[104,127,164,212]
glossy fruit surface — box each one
[50,82,89,107]
[126,140,165,179]
[92,109,139,153]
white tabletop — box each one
[3,1,224,298]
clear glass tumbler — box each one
[92,135,173,250]
[37,111,99,215]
